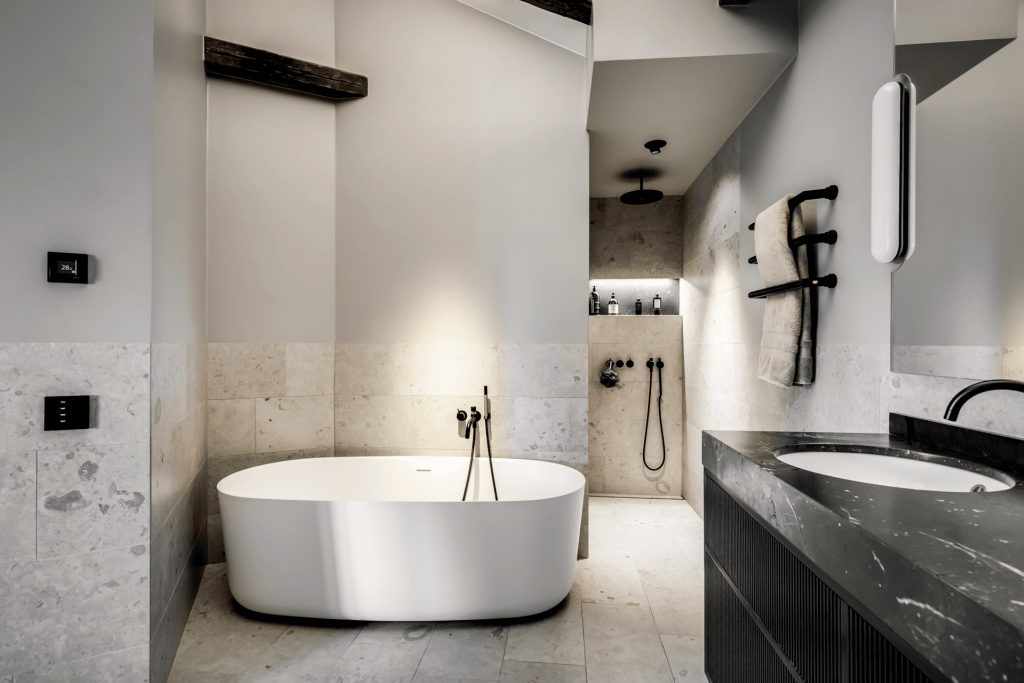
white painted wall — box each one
[334,0,589,344]
[896,0,1017,45]
[206,0,337,342]
[0,0,154,342]
[154,0,208,344]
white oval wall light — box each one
[871,74,916,264]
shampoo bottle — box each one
[608,293,619,316]
[653,294,662,315]
[590,286,600,315]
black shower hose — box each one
[461,415,499,501]
[461,421,476,502]
[643,359,666,471]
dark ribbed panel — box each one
[849,610,933,683]
[705,476,843,683]
[706,553,799,683]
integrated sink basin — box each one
[776,448,1014,492]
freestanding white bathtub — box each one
[218,456,585,621]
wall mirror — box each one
[890,0,1024,380]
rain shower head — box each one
[620,176,664,205]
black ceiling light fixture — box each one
[644,139,667,155]
[620,176,664,205]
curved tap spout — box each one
[943,380,1024,421]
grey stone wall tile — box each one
[334,344,394,395]
[151,343,187,440]
[0,343,149,454]
[13,645,148,683]
[150,526,206,683]
[152,461,207,635]
[207,343,285,400]
[392,344,498,397]
[0,545,148,676]
[0,451,35,564]
[255,395,333,453]
[207,399,255,457]
[37,443,149,558]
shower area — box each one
[588,196,686,497]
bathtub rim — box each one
[216,455,587,504]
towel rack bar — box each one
[748,230,838,264]
[747,185,839,230]
[748,274,838,299]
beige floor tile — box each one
[504,584,584,666]
[577,555,648,607]
[237,623,362,681]
[326,622,433,683]
[168,671,239,683]
[415,622,508,681]
[581,603,674,683]
[661,635,708,682]
[499,660,587,683]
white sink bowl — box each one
[776,451,1013,492]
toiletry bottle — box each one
[653,293,662,315]
[590,286,600,315]
[635,299,643,315]
[608,293,619,316]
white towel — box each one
[754,196,802,387]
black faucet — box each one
[943,379,1024,421]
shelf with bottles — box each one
[588,278,680,316]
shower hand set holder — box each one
[747,185,839,299]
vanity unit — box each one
[703,415,1024,683]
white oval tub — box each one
[217,456,585,621]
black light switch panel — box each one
[44,396,91,431]
[47,252,90,283]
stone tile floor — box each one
[169,496,706,682]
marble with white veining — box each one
[0,343,149,453]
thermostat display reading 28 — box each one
[47,252,89,284]
[57,261,77,274]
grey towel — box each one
[754,195,810,387]
[790,206,815,385]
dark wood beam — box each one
[204,37,368,101]
[519,0,592,25]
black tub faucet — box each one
[943,380,1024,421]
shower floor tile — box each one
[168,497,706,683]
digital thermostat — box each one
[47,252,90,284]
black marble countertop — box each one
[704,418,1024,682]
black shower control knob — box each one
[456,410,467,421]
[646,358,654,369]
[626,359,634,368]
[656,359,664,369]
[616,360,624,368]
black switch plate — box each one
[44,396,91,431]
[47,252,90,284]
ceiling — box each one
[587,52,794,198]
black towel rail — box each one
[748,230,838,264]
[748,274,838,299]
[747,185,838,231]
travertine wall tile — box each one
[335,394,390,448]
[285,343,334,397]
[392,344,498,397]
[207,399,255,457]
[207,343,285,399]
[37,443,149,558]
[151,343,187,439]
[588,455,606,493]
[590,196,685,279]
[0,545,149,676]
[0,344,150,453]
[255,395,333,453]
[335,344,394,395]
[513,397,588,453]
[588,316,618,344]
[151,462,206,635]
[497,345,588,398]
[0,451,36,564]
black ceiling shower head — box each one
[620,176,664,205]
[644,139,667,155]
